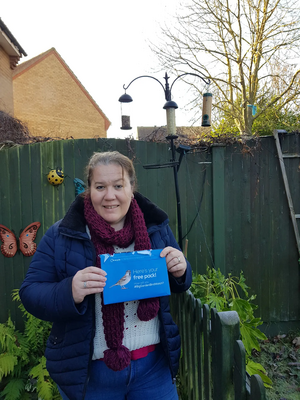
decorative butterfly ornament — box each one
[0,222,41,257]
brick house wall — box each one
[0,18,26,116]
[0,46,14,114]
[13,48,110,139]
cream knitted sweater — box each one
[92,243,160,360]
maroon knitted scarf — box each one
[84,196,160,371]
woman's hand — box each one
[72,267,107,304]
[160,247,187,278]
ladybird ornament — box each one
[47,168,64,186]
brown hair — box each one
[84,151,137,195]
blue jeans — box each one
[58,344,178,400]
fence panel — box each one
[0,135,300,330]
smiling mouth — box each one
[104,205,119,209]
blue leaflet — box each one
[100,249,170,305]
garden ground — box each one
[253,331,300,400]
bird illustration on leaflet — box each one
[109,270,131,289]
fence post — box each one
[189,295,203,400]
[233,340,247,400]
[211,309,240,400]
[212,144,226,274]
[178,292,189,395]
[248,375,266,400]
[203,304,212,400]
[194,297,203,400]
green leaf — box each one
[246,323,267,340]
[237,271,249,296]
[246,359,273,388]
[247,359,267,374]
[0,353,17,380]
[248,318,263,326]
[230,298,254,320]
[37,379,53,400]
[240,323,265,353]
[207,294,226,311]
[30,357,55,400]
[30,356,47,379]
[0,377,25,399]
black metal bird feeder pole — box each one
[119,72,211,250]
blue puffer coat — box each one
[19,192,192,400]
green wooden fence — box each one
[171,291,266,400]
[0,134,299,333]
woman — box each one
[20,151,192,400]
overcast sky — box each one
[1,0,203,139]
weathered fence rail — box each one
[171,290,266,400]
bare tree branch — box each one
[151,0,300,134]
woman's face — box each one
[90,163,133,231]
